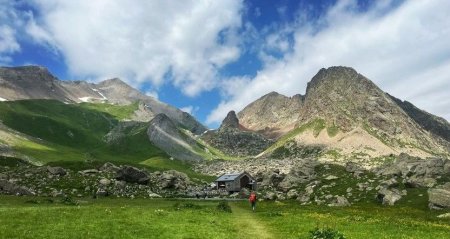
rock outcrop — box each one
[202,111,273,157]
[428,183,450,209]
[147,114,203,161]
[116,166,150,184]
[238,91,304,138]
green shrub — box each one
[173,202,202,210]
[308,227,346,239]
[216,201,232,213]
[61,196,79,206]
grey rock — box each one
[96,188,108,197]
[156,170,190,190]
[47,166,67,176]
[324,175,339,180]
[297,193,311,203]
[329,196,350,207]
[114,180,126,188]
[116,166,150,184]
[444,161,450,175]
[380,178,398,188]
[428,182,450,209]
[79,169,99,175]
[0,179,35,196]
[99,178,111,186]
[286,189,298,199]
[263,191,277,200]
[99,162,120,173]
[377,187,403,206]
[405,177,436,188]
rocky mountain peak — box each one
[0,65,56,82]
[238,91,304,138]
[98,78,129,87]
[220,110,240,130]
[305,66,369,97]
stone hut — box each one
[215,171,256,192]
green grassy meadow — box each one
[0,100,213,181]
[0,196,449,239]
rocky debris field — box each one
[195,153,450,209]
[1,153,449,210]
[0,162,204,199]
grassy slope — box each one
[262,118,327,154]
[0,196,448,239]
[0,100,210,180]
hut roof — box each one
[215,172,250,182]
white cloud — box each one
[0,0,22,64]
[207,0,450,124]
[28,0,244,96]
[145,90,159,100]
[180,105,199,116]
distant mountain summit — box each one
[0,65,206,135]
[237,66,450,158]
[202,110,273,157]
[238,91,304,138]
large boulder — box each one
[428,182,450,210]
[47,166,67,176]
[116,166,150,184]
[263,191,277,200]
[376,187,403,206]
[155,170,190,190]
[405,176,436,188]
[328,196,350,207]
[0,180,35,196]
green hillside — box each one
[0,100,209,180]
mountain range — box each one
[0,65,449,169]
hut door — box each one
[240,175,250,189]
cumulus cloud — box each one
[145,90,159,100]
[28,0,243,96]
[0,0,23,64]
[207,0,450,124]
[180,105,199,116]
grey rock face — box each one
[202,111,273,157]
[147,114,202,161]
[116,166,150,184]
[428,183,450,209]
[219,111,240,131]
[0,66,69,102]
[238,91,304,139]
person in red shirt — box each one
[249,191,257,212]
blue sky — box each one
[1,0,449,128]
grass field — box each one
[0,196,449,239]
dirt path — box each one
[230,203,274,239]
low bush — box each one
[308,227,346,239]
[216,201,232,213]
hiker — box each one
[249,191,257,212]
